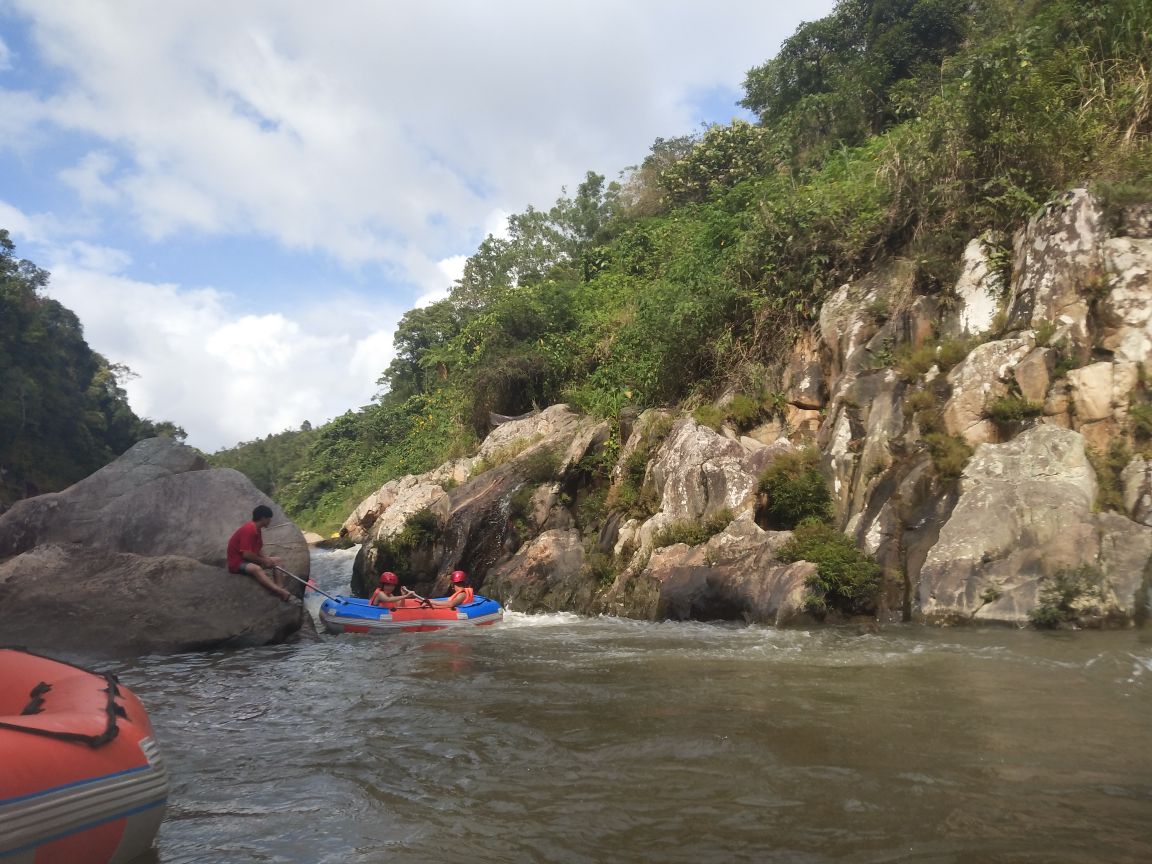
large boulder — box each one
[950,236,1004,337]
[917,425,1152,623]
[635,518,814,625]
[341,459,473,544]
[0,438,310,655]
[1005,188,1105,351]
[633,418,776,558]
[484,528,594,613]
[1097,237,1152,364]
[941,336,1034,446]
[0,545,302,657]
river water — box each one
[110,547,1152,863]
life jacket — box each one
[454,586,475,605]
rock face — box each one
[484,529,592,613]
[637,418,776,553]
[336,187,1152,629]
[918,426,1151,623]
[347,405,611,600]
[919,426,1093,621]
[942,337,1034,445]
[0,438,310,656]
[641,518,815,626]
[0,545,302,656]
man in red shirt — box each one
[226,505,292,602]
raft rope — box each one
[0,647,123,748]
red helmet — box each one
[450,570,467,584]
[379,571,399,585]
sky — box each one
[0,0,838,452]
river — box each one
[109,547,1152,863]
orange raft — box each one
[0,648,169,864]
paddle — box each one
[405,590,433,608]
[273,565,347,604]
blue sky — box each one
[0,0,837,451]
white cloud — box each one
[57,150,121,207]
[43,263,405,452]
[57,239,132,274]
[6,0,835,273]
[0,199,34,237]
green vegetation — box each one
[1130,403,1152,441]
[727,394,763,429]
[778,519,883,618]
[610,448,659,519]
[1087,441,1131,514]
[985,394,1044,426]
[208,424,318,501]
[923,432,974,481]
[196,0,1152,531]
[971,584,1005,619]
[651,508,734,550]
[1029,564,1105,628]
[583,549,617,588]
[472,437,550,477]
[0,231,184,507]
[758,448,832,529]
[691,404,725,432]
[368,509,442,592]
[895,336,976,380]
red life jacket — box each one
[454,586,475,606]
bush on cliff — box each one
[758,448,831,529]
[778,519,882,619]
[652,509,734,550]
[1028,565,1106,628]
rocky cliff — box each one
[342,189,1152,628]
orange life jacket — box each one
[453,586,475,606]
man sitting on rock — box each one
[227,505,291,602]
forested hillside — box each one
[214,0,1152,532]
[0,231,184,507]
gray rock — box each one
[485,528,593,613]
[634,418,778,558]
[784,353,826,410]
[1098,237,1152,363]
[0,438,309,655]
[917,425,1152,623]
[647,519,814,625]
[1006,189,1104,349]
[952,236,1005,337]
[1121,456,1152,526]
[0,545,302,657]
[0,439,308,573]
[1012,348,1053,404]
[941,336,1033,445]
[352,408,607,598]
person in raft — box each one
[427,570,474,608]
[226,505,292,602]
[369,571,416,608]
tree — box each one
[0,230,184,505]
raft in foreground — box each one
[0,648,168,864]
[319,594,504,634]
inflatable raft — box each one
[0,648,168,864]
[319,594,503,634]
